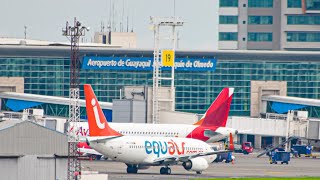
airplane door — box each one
[112,143,124,159]
[117,143,124,155]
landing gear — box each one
[160,167,171,175]
[196,171,202,174]
[126,165,138,174]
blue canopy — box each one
[271,102,307,114]
[6,99,43,112]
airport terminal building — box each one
[0,45,319,119]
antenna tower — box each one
[62,17,89,180]
[150,16,184,124]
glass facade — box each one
[305,0,320,10]
[288,0,302,8]
[215,60,320,117]
[287,32,320,42]
[287,15,320,25]
[248,16,273,24]
[248,32,273,41]
[248,0,273,8]
[219,15,238,24]
[219,0,238,7]
[0,48,319,118]
[219,32,238,41]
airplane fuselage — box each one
[73,122,236,143]
[87,136,217,165]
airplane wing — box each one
[153,150,231,163]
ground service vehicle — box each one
[269,150,290,164]
[234,142,253,154]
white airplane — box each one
[84,84,230,174]
[77,142,104,160]
[71,86,237,143]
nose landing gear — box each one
[160,167,171,174]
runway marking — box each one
[265,171,286,175]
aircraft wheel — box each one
[166,167,171,175]
[160,167,171,174]
[160,167,165,174]
[126,167,133,173]
[196,171,202,174]
[133,167,138,173]
[126,167,131,173]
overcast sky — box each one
[0,0,218,50]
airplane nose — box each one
[235,130,238,134]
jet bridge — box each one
[261,95,320,114]
[0,91,113,111]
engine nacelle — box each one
[182,157,209,172]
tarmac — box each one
[81,153,320,179]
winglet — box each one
[194,88,234,127]
[84,84,122,137]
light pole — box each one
[62,17,89,180]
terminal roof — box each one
[0,92,113,110]
[262,95,320,107]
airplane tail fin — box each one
[84,84,122,137]
[193,88,234,127]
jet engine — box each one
[182,157,209,172]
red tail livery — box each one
[84,84,122,137]
[194,88,234,127]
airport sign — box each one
[82,56,216,71]
[161,49,175,67]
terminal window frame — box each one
[287,15,320,25]
[219,0,238,7]
[248,0,273,8]
[287,0,302,8]
[248,32,273,42]
[219,32,238,41]
[248,16,273,25]
[287,32,320,42]
[219,15,238,24]
[305,0,320,11]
